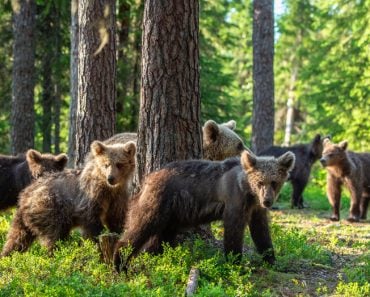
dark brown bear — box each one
[113,150,295,272]
[1,141,136,257]
[320,139,370,222]
[0,149,68,211]
[260,134,323,208]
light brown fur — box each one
[1,141,136,257]
[320,139,370,221]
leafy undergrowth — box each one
[0,183,369,296]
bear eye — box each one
[258,181,264,187]
[116,163,124,170]
[104,163,110,169]
[271,181,277,189]
[237,142,244,151]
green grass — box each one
[0,181,369,296]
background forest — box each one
[0,0,369,154]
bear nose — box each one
[107,175,116,185]
[320,158,326,166]
[263,200,272,208]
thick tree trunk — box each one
[68,0,79,167]
[251,0,274,154]
[75,0,116,167]
[11,0,36,154]
[135,0,202,187]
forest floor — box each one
[0,182,369,296]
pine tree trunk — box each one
[68,0,79,166]
[11,0,36,154]
[75,0,116,167]
[251,0,274,154]
[135,0,202,187]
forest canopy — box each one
[0,0,369,153]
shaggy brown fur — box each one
[0,149,68,211]
[105,120,246,161]
[260,134,324,208]
[1,141,136,257]
[113,150,295,272]
[320,139,370,222]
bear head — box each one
[241,150,295,208]
[26,149,68,178]
[203,120,246,161]
[320,138,348,167]
[90,140,136,187]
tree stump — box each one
[98,233,120,266]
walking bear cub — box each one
[0,149,68,211]
[1,141,136,257]
[320,139,370,222]
[260,134,323,209]
[114,150,295,272]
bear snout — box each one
[107,175,116,185]
[320,158,327,166]
[263,200,273,208]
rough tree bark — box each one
[75,0,116,167]
[251,0,274,154]
[135,0,202,187]
[11,0,36,154]
[68,0,79,166]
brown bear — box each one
[104,120,246,161]
[0,149,68,211]
[1,141,136,257]
[260,134,324,208]
[113,150,295,272]
[320,139,370,222]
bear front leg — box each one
[81,219,105,241]
[360,195,369,220]
[248,207,275,265]
[1,211,35,257]
[223,207,247,263]
[291,178,308,209]
[346,180,362,222]
[327,174,342,221]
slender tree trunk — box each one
[251,0,274,154]
[68,0,79,166]
[283,65,298,146]
[41,52,53,153]
[11,0,36,154]
[75,0,116,167]
[135,0,202,187]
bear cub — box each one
[114,150,295,272]
[320,138,370,222]
[1,141,136,257]
[0,149,68,211]
[260,134,323,208]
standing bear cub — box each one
[1,141,136,257]
[320,138,370,222]
[114,150,295,272]
[0,149,68,211]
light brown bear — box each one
[105,120,246,161]
[0,149,68,211]
[320,139,370,222]
[1,141,136,257]
[113,150,295,272]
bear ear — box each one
[203,120,219,143]
[222,120,236,131]
[323,137,331,146]
[91,141,106,156]
[311,134,323,156]
[123,141,136,158]
[241,150,257,171]
[338,140,348,151]
[26,149,42,164]
[278,151,295,172]
[55,153,68,168]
